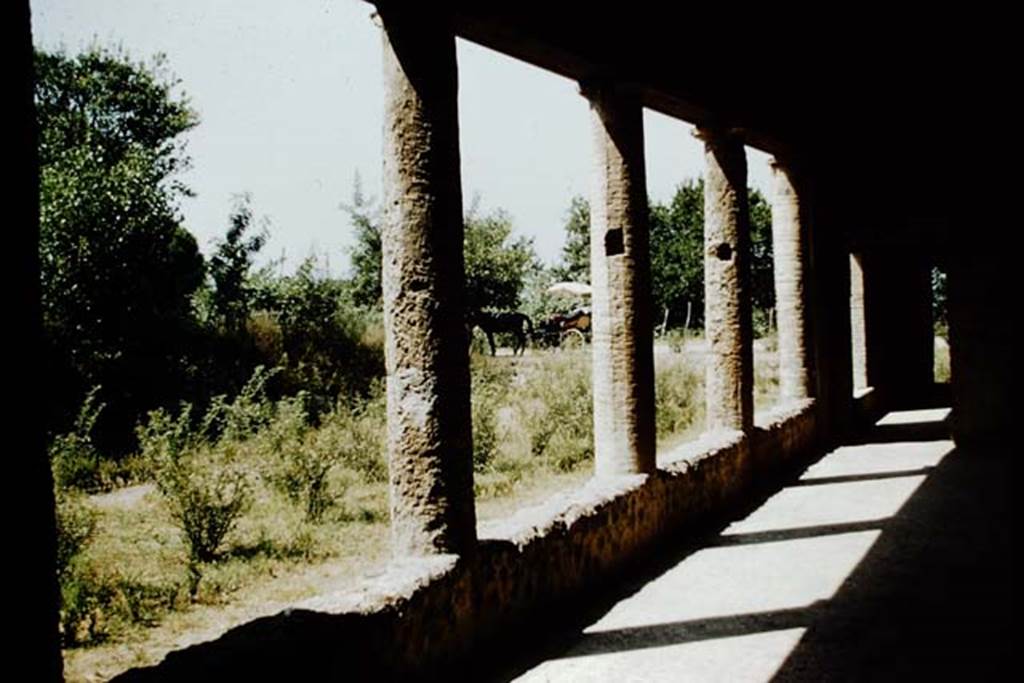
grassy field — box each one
[60,336,779,681]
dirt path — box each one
[89,483,155,510]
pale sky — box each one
[30,0,773,273]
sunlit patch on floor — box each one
[513,409,961,682]
[875,407,951,425]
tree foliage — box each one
[748,189,776,322]
[207,194,268,334]
[554,180,775,331]
[36,46,203,452]
[346,190,539,314]
[551,196,590,284]
[464,207,540,312]
[649,180,706,329]
[343,175,382,309]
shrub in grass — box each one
[753,342,780,410]
[55,491,102,646]
[153,441,253,595]
[471,358,513,472]
[136,402,198,470]
[261,394,365,523]
[517,354,593,471]
[318,384,388,484]
[55,491,97,578]
[50,386,106,492]
[59,564,114,646]
[201,365,279,443]
[59,564,185,647]
[654,355,704,441]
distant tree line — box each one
[37,47,384,458]
[552,181,776,332]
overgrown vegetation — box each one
[58,343,777,655]
[42,45,786,674]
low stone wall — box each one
[118,400,819,681]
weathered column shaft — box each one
[809,190,853,441]
[849,253,869,391]
[586,83,656,476]
[700,129,754,434]
[380,8,475,557]
[771,160,814,401]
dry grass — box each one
[62,339,778,681]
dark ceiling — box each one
[373,2,984,249]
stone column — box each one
[849,253,870,391]
[380,7,475,557]
[15,0,62,675]
[698,128,754,434]
[809,190,854,442]
[583,81,656,476]
[771,159,815,401]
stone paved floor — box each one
[509,408,1012,682]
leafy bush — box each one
[59,564,184,646]
[50,387,106,492]
[55,491,97,579]
[262,395,340,523]
[250,258,385,413]
[150,431,253,594]
[261,391,385,522]
[59,564,114,646]
[202,365,279,442]
[470,358,513,472]
[517,354,593,471]
[654,355,704,441]
[339,390,388,483]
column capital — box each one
[769,153,809,178]
[577,77,641,103]
[693,125,746,145]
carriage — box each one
[532,308,591,349]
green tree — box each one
[649,180,706,330]
[464,207,540,312]
[931,266,947,335]
[552,196,590,283]
[36,46,203,452]
[346,193,539,313]
[207,194,268,334]
[555,181,774,332]
[250,256,384,412]
[343,173,382,309]
[748,189,776,327]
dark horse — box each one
[469,310,534,356]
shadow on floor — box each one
[476,410,1012,681]
[770,442,1012,681]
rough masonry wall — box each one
[586,82,657,476]
[380,8,476,556]
[117,404,819,681]
[861,249,934,405]
[948,249,1012,448]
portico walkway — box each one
[508,407,1011,681]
